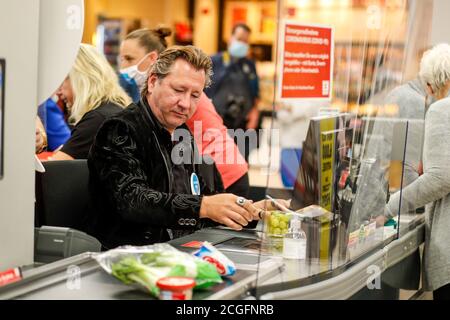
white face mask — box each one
[119,54,151,91]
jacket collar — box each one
[138,97,192,144]
[139,97,172,142]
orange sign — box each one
[279,22,334,100]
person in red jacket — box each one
[186,94,249,197]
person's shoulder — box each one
[95,108,140,142]
[211,52,227,65]
[385,83,424,116]
[43,97,59,109]
[243,56,256,66]
[389,80,425,100]
[211,51,224,60]
[428,98,450,116]
[189,94,222,123]
[99,102,139,124]
[93,101,126,116]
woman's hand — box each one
[35,117,47,154]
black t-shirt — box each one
[61,102,124,159]
[171,142,194,195]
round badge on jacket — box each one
[190,173,201,196]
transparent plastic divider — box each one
[252,0,431,299]
[346,116,405,262]
[392,118,426,237]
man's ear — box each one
[147,74,158,93]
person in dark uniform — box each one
[205,23,260,161]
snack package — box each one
[193,242,236,276]
[94,243,222,298]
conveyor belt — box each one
[0,219,424,300]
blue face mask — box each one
[229,40,249,58]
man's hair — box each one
[419,43,450,93]
[125,27,172,54]
[142,45,212,98]
[232,23,251,35]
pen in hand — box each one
[265,195,306,219]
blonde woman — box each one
[51,43,131,160]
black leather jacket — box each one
[87,99,221,249]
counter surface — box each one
[0,214,424,300]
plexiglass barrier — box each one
[251,0,431,297]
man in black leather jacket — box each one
[87,46,264,249]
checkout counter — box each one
[0,213,424,300]
[0,113,425,300]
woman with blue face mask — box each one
[118,27,171,102]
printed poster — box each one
[279,21,334,100]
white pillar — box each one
[0,0,40,270]
[0,0,84,271]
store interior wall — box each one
[0,1,40,270]
[430,0,450,45]
[82,0,189,45]
[193,0,219,55]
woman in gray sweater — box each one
[383,43,450,300]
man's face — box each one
[147,59,205,132]
[230,26,250,46]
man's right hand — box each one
[199,194,257,230]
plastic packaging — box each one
[282,216,307,260]
[265,210,292,238]
[94,243,222,298]
[157,276,195,300]
[193,242,236,276]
